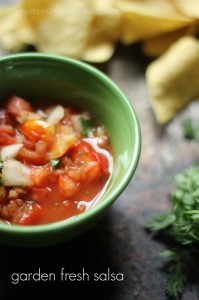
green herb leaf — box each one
[182,118,199,142]
[165,259,185,298]
[51,159,60,169]
[146,164,199,298]
[145,213,176,232]
[99,175,105,182]
[0,159,4,170]
[54,201,59,206]
[160,249,179,259]
[80,116,94,137]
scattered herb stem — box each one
[146,120,199,298]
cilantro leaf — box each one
[51,159,60,169]
[146,164,199,298]
[145,213,176,232]
[182,118,199,142]
[80,116,94,137]
[0,159,3,170]
[165,259,185,298]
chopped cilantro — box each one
[182,118,199,142]
[78,150,86,156]
[99,175,105,182]
[51,159,60,169]
[145,164,199,298]
[0,160,3,170]
[80,116,94,137]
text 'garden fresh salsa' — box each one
[0,96,113,225]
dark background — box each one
[0,1,199,299]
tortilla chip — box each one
[172,0,199,19]
[146,36,199,124]
[82,41,115,63]
[0,4,17,18]
[115,0,193,44]
[82,0,121,62]
[92,0,121,41]
[22,0,94,58]
[142,22,198,57]
[0,3,36,52]
[21,0,57,26]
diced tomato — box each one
[47,133,77,160]
[0,132,16,146]
[68,141,98,163]
[0,125,15,135]
[68,140,109,174]
[58,174,78,198]
[0,109,14,125]
[68,161,101,183]
[35,140,48,155]
[0,124,16,146]
[97,153,109,174]
[30,187,50,203]
[12,202,41,225]
[17,147,48,165]
[7,95,32,117]
[22,136,35,150]
[0,109,9,124]
[65,141,109,182]
[31,167,55,186]
[18,120,55,142]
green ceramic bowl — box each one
[0,53,141,247]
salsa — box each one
[0,95,113,225]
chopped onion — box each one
[46,105,65,126]
[17,111,42,123]
[2,159,32,186]
[1,144,23,160]
[47,134,77,160]
[71,115,83,133]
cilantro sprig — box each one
[146,165,199,298]
[51,159,60,169]
[145,117,199,298]
[0,159,3,170]
[182,118,199,142]
[0,159,4,185]
[80,116,94,137]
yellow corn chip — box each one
[0,3,36,52]
[21,0,57,26]
[142,22,198,57]
[146,36,199,124]
[82,41,115,63]
[82,0,121,62]
[22,0,94,58]
[172,0,199,19]
[92,0,121,41]
[115,0,193,44]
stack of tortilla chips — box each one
[1,0,199,123]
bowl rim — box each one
[0,52,141,235]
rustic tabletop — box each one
[0,1,199,300]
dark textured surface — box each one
[0,1,199,299]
